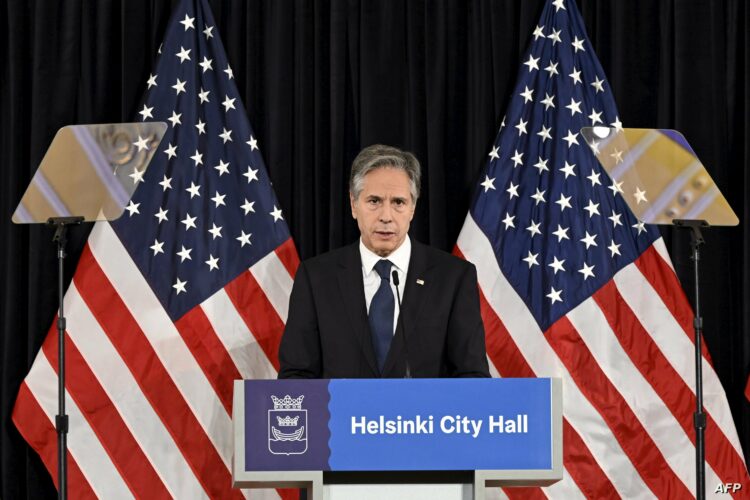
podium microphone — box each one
[391,270,411,378]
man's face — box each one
[350,167,416,257]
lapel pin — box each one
[416,279,425,285]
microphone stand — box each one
[392,270,411,378]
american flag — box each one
[455,0,749,497]
[13,0,299,498]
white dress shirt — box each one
[360,235,411,336]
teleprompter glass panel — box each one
[580,127,738,226]
[13,122,167,223]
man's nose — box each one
[378,203,393,222]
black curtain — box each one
[1,0,748,497]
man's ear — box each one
[349,191,357,219]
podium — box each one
[233,378,562,499]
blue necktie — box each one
[369,259,394,372]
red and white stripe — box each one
[456,213,749,499]
[14,221,300,500]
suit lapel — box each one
[381,240,434,377]
[336,243,379,375]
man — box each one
[278,144,489,378]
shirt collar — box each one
[359,234,411,275]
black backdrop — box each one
[1,0,748,497]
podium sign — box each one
[233,378,562,497]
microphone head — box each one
[391,269,400,286]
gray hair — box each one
[349,144,421,202]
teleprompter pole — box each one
[47,216,84,500]
[673,219,708,500]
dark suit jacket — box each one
[278,239,490,378]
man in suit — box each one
[278,144,489,378]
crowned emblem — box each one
[271,394,304,410]
[268,394,307,455]
[276,415,300,426]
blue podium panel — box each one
[241,378,554,473]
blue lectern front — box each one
[233,378,562,499]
